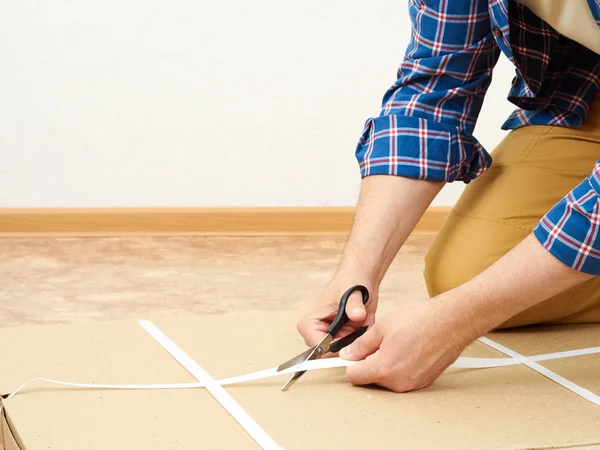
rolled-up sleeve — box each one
[356,0,501,183]
[534,160,600,275]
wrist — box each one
[338,244,384,286]
[434,289,490,344]
[334,266,380,290]
[330,267,380,294]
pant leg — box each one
[424,102,600,329]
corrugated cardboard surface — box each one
[1,311,600,449]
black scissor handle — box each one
[326,285,370,336]
[329,326,368,353]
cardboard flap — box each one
[0,409,20,450]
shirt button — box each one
[512,76,519,86]
[492,26,503,37]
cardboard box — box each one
[1,310,600,449]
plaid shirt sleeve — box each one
[355,0,501,182]
[534,161,600,275]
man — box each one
[296,0,600,393]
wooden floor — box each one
[0,235,434,327]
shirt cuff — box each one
[534,167,600,275]
[354,115,492,183]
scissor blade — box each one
[281,370,306,391]
[277,346,316,372]
[278,334,332,391]
[277,334,333,373]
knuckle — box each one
[345,368,357,383]
[378,377,408,393]
[392,384,411,393]
[401,380,417,392]
[351,340,365,353]
[402,381,421,393]
[296,319,312,345]
[377,361,395,380]
[392,378,423,393]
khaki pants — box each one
[424,102,600,329]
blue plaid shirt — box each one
[355,0,600,275]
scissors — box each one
[277,284,370,391]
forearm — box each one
[441,234,595,339]
[339,175,444,285]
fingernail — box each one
[351,308,363,317]
[340,347,351,358]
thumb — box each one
[345,290,367,323]
[339,324,383,361]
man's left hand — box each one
[339,298,474,392]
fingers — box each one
[296,281,378,349]
[345,290,367,323]
[341,325,386,386]
[345,352,382,386]
[339,323,383,361]
[296,300,338,346]
[296,317,328,347]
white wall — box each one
[0,1,517,207]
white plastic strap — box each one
[137,320,283,450]
[3,357,356,400]
[479,337,600,406]
[6,342,600,398]
[4,324,600,449]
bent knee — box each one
[423,233,476,298]
[423,215,509,298]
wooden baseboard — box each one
[0,207,450,236]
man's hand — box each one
[340,297,472,392]
[297,275,379,347]
[297,176,444,348]
[339,235,594,392]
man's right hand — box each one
[295,175,444,349]
[296,274,379,347]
